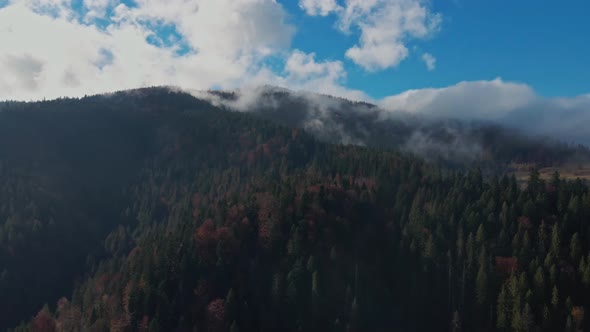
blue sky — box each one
[281,0,589,99]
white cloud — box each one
[129,0,295,58]
[299,0,444,71]
[379,78,536,119]
[282,51,368,100]
[0,0,441,101]
[285,50,344,81]
[421,52,435,71]
[244,50,368,101]
[0,0,296,100]
[345,42,409,72]
[335,0,441,71]
[298,0,340,16]
[379,78,590,144]
[83,0,118,21]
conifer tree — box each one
[496,285,509,329]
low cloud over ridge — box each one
[188,78,590,147]
[379,78,590,144]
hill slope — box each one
[200,86,590,169]
[1,88,589,332]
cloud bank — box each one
[379,78,590,144]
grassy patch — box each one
[510,162,590,187]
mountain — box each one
[1,87,589,331]
[199,85,590,168]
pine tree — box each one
[478,244,488,270]
[311,270,320,317]
[476,265,487,305]
[550,264,558,285]
[565,296,573,313]
[306,255,316,272]
[583,258,590,287]
[527,168,542,196]
[466,232,475,268]
[542,305,551,330]
[476,224,485,246]
[521,230,531,260]
[570,233,581,262]
[148,317,159,332]
[551,286,559,308]
[565,315,573,332]
[551,223,560,257]
[424,233,435,261]
[287,259,305,307]
[496,285,509,329]
[230,321,239,332]
[579,256,587,280]
[538,220,547,255]
[522,303,534,332]
[225,288,236,322]
[509,274,522,330]
[456,227,464,259]
[533,267,545,300]
[511,305,522,332]
[512,232,521,256]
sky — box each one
[0,0,588,131]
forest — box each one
[1,88,590,331]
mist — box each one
[182,84,589,166]
[379,78,590,146]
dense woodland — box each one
[1,88,590,331]
[208,87,590,168]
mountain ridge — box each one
[5,85,587,168]
[1,88,590,331]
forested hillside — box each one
[205,87,590,168]
[1,88,590,331]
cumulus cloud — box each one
[298,0,340,16]
[189,49,369,105]
[280,50,369,100]
[285,50,344,80]
[0,0,443,101]
[421,52,436,71]
[129,0,294,58]
[337,0,441,71]
[0,0,298,100]
[379,78,536,120]
[298,0,441,71]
